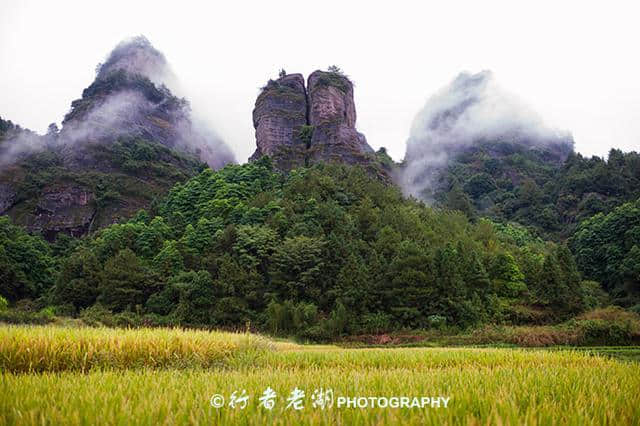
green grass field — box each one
[1,325,639,425]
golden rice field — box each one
[1,325,639,425]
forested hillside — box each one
[1,59,638,342]
[432,148,640,240]
[571,198,640,306]
[3,157,626,340]
[0,134,205,239]
[0,36,233,239]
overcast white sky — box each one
[1,0,639,162]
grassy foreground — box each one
[0,325,276,373]
[1,326,639,425]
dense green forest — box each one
[435,146,640,240]
[571,199,640,305]
[4,150,637,340]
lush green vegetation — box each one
[430,144,640,306]
[0,137,204,233]
[2,157,628,341]
[1,147,639,424]
[571,199,640,306]
[1,325,639,425]
[63,70,187,124]
[340,307,640,348]
[0,116,28,143]
[0,217,55,301]
[435,147,640,240]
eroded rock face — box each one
[0,183,16,214]
[250,74,308,168]
[308,71,356,127]
[29,185,96,239]
[307,71,374,164]
[251,71,381,175]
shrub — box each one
[265,300,294,335]
[39,306,56,320]
[576,319,634,346]
[324,302,349,337]
[0,309,54,325]
[581,281,610,310]
[53,303,77,317]
[13,299,37,312]
[297,325,331,342]
[361,312,392,334]
[112,311,142,327]
[576,306,640,332]
[292,302,319,332]
[508,326,578,347]
[80,303,115,327]
[503,304,556,325]
[427,315,447,330]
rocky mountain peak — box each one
[59,36,234,170]
[251,70,386,178]
[95,35,173,85]
[307,70,356,127]
[306,70,373,164]
[0,37,234,239]
[250,73,308,167]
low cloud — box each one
[0,36,234,171]
[401,70,573,200]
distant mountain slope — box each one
[0,36,233,239]
[399,71,640,239]
[401,70,574,202]
[430,145,640,239]
[60,36,234,169]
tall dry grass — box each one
[1,344,638,425]
[0,325,276,373]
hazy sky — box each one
[1,0,639,162]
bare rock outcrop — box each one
[28,185,96,239]
[306,70,374,164]
[0,183,16,214]
[251,70,386,179]
[250,74,308,168]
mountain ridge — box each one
[0,36,233,238]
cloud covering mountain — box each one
[1,36,235,170]
[401,71,574,200]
